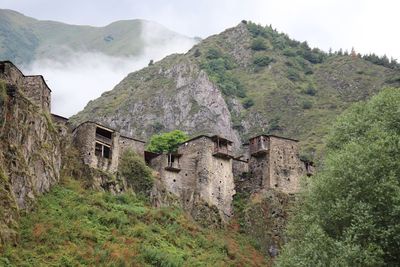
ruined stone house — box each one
[237,135,313,194]
[0,61,51,113]
[72,121,145,173]
[148,134,313,224]
[147,135,236,223]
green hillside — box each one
[0,9,195,65]
[71,21,400,161]
[0,178,267,266]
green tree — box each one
[253,55,275,67]
[277,88,400,267]
[250,37,267,51]
[146,130,188,153]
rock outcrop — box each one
[0,72,62,246]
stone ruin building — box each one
[146,134,313,223]
[72,121,145,173]
[147,135,236,223]
[0,61,51,113]
[235,135,314,194]
[0,60,313,225]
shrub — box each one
[253,55,275,67]
[250,37,267,51]
[242,98,255,109]
[304,87,317,96]
[193,49,201,57]
[146,130,188,153]
[301,100,313,109]
[268,116,282,132]
[118,150,154,195]
[287,68,301,81]
[283,48,297,57]
[206,48,222,60]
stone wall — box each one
[0,80,62,245]
[0,61,51,113]
[150,136,236,224]
[268,136,304,194]
[72,122,119,173]
[119,136,145,158]
[0,61,25,87]
[22,76,51,113]
[242,135,307,194]
[73,122,146,174]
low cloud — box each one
[23,21,197,117]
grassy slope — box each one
[0,178,267,267]
[0,9,193,65]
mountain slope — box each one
[0,9,195,65]
[0,178,267,266]
[71,22,400,158]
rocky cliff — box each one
[71,22,400,159]
[71,54,241,148]
[0,80,62,246]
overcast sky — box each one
[2,0,399,59]
[1,0,399,116]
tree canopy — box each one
[146,130,188,153]
[277,88,400,267]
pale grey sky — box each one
[1,0,399,59]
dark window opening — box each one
[103,146,111,159]
[95,143,102,157]
[96,127,112,139]
[95,142,111,159]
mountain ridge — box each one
[0,9,196,65]
[71,21,400,160]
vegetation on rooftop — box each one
[146,130,188,153]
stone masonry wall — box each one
[268,137,305,194]
[22,76,51,113]
[0,80,62,245]
[150,136,236,224]
[118,136,145,158]
[0,62,25,88]
[0,62,51,113]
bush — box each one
[146,130,188,153]
[193,49,201,57]
[301,100,313,109]
[287,68,301,81]
[253,55,275,67]
[118,150,154,195]
[304,87,317,96]
[206,48,222,60]
[250,37,267,51]
[268,116,282,132]
[242,98,254,109]
[283,48,297,57]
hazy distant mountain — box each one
[0,9,196,66]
